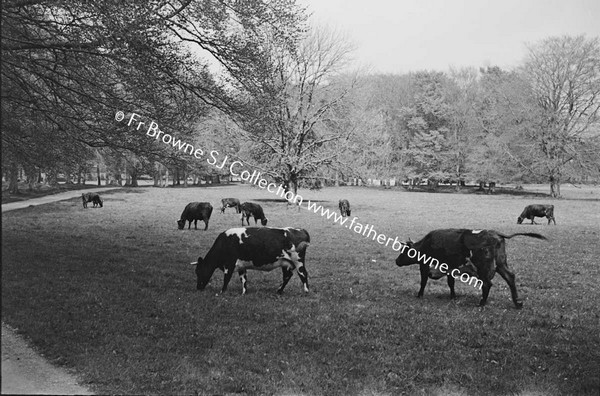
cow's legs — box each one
[447,275,456,299]
[194,220,198,230]
[496,265,522,309]
[203,219,209,231]
[188,220,191,229]
[221,268,235,293]
[418,264,429,297]
[297,265,309,292]
[239,270,248,295]
[277,268,294,294]
[479,281,493,306]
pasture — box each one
[2,184,599,395]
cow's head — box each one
[192,257,217,290]
[98,199,103,208]
[261,218,268,226]
[394,238,415,267]
[517,216,524,224]
[177,219,186,230]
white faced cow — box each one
[191,227,310,295]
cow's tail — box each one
[499,232,547,241]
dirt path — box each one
[1,187,122,394]
[1,325,93,395]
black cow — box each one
[518,204,556,225]
[220,198,241,214]
[338,199,351,217]
[81,193,103,208]
[191,227,310,294]
[395,229,547,308]
[177,202,213,230]
[240,202,268,226]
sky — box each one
[298,0,600,74]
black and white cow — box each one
[240,202,268,226]
[191,227,310,294]
[517,204,556,225]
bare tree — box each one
[228,24,358,194]
[521,35,600,197]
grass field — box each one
[2,184,599,395]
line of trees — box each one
[337,36,600,196]
[2,1,599,197]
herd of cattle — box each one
[83,192,555,308]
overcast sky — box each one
[298,0,600,74]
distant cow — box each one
[177,202,213,230]
[81,193,103,208]
[395,229,547,308]
[220,198,241,214]
[518,204,556,225]
[240,202,268,226]
[338,199,351,217]
[191,227,310,294]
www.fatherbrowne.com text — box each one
[116,111,482,290]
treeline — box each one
[339,38,600,197]
[2,1,599,197]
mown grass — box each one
[2,184,599,395]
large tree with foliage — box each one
[520,35,600,196]
[222,23,357,193]
[1,0,305,190]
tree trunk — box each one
[46,168,59,186]
[550,176,560,198]
[8,161,19,194]
[153,164,161,187]
[97,164,101,186]
[183,167,188,187]
[130,166,139,187]
[174,168,180,186]
[163,168,169,187]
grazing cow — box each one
[177,202,213,230]
[240,202,268,226]
[191,227,310,294]
[81,193,103,208]
[517,204,556,225]
[220,198,241,214]
[395,229,547,308]
[338,199,351,217]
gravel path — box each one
[2,187,122,394]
